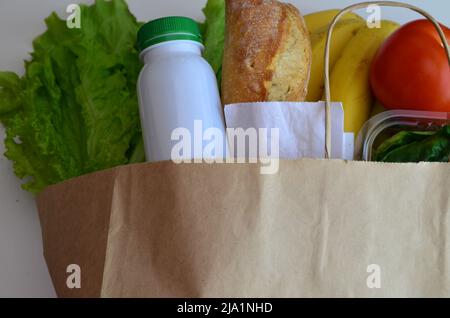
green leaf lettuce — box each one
[375,126,450,163]
[0,0,143,193]
[201,0,225,83]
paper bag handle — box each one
[323,1,450,159]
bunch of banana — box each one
[307,19,365,101]
[328,21,399,134]
[304,10,400,135]
[304,9,363,34]
[304,9,365,101]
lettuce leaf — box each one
[373,130,435,161]
[0,0,143,193]
[201,0,225,83]
[375,126,450,163]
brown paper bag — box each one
[37,160,450,298]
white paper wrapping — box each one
[224,102,354,160]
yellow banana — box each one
[306,19,365,101]
[328,21,400,135]
[304,9,363,35]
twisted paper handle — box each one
[323,1,450,159]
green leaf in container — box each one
[374,130,436,161]
[376,126,450,163]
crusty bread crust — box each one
[222,0,312,105]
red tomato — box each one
[370,20,450,112]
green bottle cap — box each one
[137,16,203,52]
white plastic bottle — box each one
[137,16,227,163]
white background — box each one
[0,0,448,297]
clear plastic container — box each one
[355,110,450,161]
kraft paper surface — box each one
[37,160,450,297]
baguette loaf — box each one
[222,0,312,105]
